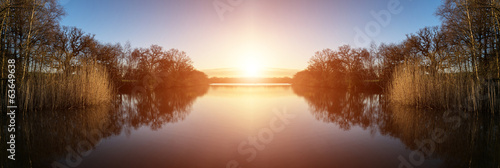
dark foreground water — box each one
[2,85,499,168]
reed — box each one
[389,62,499,113]
[19,62,113,111]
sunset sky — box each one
[60,0,441,77]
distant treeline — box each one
[292,45,380,90]
[0,0,208,111]
[210,77,292,83]
[293,0,500,112]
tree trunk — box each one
[492,0,500,81]
[0,0,10,107]
[21,0,37,84]
[465,0,480,80]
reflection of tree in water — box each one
[292,86,388,131]
[294,85,500,167]
[2,105,115,168]
[1,86,208,168]
[113,86,209,131]
[388,105,500,167]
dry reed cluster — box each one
[389,62,498,113]
[19,62,112,111]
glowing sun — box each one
[241,55,263,77]
[244,63,260,77]
[239,47,266,77]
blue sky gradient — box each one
[59,0,443,75]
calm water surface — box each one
[6,85,500,168]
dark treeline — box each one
[120,44,209,90]
[0,0,208,111]
[292,44,380,90]
[293,0,500,112]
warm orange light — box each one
[241,50,263,77]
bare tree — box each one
[405,26,451,74]
[50,26,94,74]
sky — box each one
[59,0,442,77]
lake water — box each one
[4,85,499,168]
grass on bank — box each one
[389,62,499,113]
[19,62,112,111]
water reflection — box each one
[5,105,115,168]
[114,86,208,131]
[293,85,500,167]
[2,85,498,168]
[388,104,500,167]
[2,86,208,168]
[292,86,388,131]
